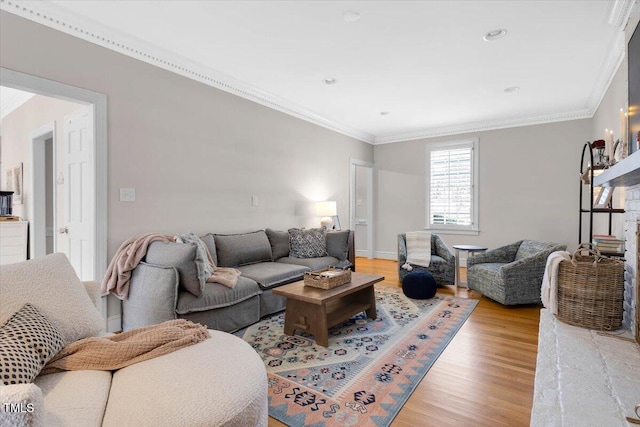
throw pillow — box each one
[146,241,203,297]
[265,229,290,260]
[0,383,44,427]
[0,253,105,346]
[174,233,214,294]
[326,230,350,261]
[0,304,64,385]
[199,233,218,266]
[288,228,328,258]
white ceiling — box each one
[2,1,636,143]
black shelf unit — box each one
[579,142,625,257]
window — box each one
[426,138,479,234]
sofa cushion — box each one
[199,233,218,266]
[0,304,64,385]
[35,370,111,427]
[145,241,203,297]
[215,231,272,267]
[515,240,554,260]
[289,227,328,258]
[102,330,268,427]
[0,253,105,346]
[122,263,179,331]
[277,256,340,271]
[0,383,44,427]
[326,230,350,261]
[175,276,261,314]
[237,262,309,290]
[265,228,290,260]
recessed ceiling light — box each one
[324,78,337,85]
[483,29,507,41]
[380,111,391,115]
[504,86,520,93]
[343,11,361,23]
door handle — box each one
[58,226,69,234]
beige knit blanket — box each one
[101,233,174,299]
[41,319,210,375]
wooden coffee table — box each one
[273,272,384,347]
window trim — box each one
[425,138,479,235]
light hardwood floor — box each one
[268,258,541,427]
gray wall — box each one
[0,11,374,260]
[374,119,592,257]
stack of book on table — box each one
[592,234,625,254]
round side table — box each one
[453,245,488,288]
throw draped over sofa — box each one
[397,233,455,286]
[466,240,566,305]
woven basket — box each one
[304,267,351,290]
[556,243,624,330]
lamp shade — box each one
[316,201,337,217]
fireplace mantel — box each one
[594,150,640,188]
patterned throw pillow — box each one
[288,228,328,258]
[0,303,64,385]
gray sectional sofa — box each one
[122,228,354,332]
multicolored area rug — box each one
[236,286,478,427]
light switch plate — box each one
[120,188,136,202]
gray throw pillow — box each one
[326,230,350,261]
[289,228,328,258]
[199,233,218,266]
[145,241,203,297]
[265,229,290,260]
[214,231,273,267]
[0,304,64,385]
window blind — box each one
[429,147,472,226]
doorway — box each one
[29,122,56,258]
[350,159,374,259]
[1,67,108,318]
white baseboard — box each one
[355,249,369,257]
[107,315,121,333]
[375,251,397,260]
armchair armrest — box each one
[500,246,563,287]
[82,280,101,310]
[433,234,455,264]
[122,262,179,331]
[467,241,523,267]
[398,233,408,265]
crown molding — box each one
[373,109,594,144]
[606,0,637,28]
[0,0,631,147]
[0,0,376,144]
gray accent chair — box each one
[397,233,455,286]
[466,240,566,305]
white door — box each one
[350,159,374,259]
[64,108,94,280]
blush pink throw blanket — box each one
[101,233,241,300]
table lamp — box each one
[316,201,337,229]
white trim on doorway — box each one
[1,67,108,322]
[350,158,375,259]
[29,122,56,259]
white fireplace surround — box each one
[531,310,640,425]
[594,150,640,342]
